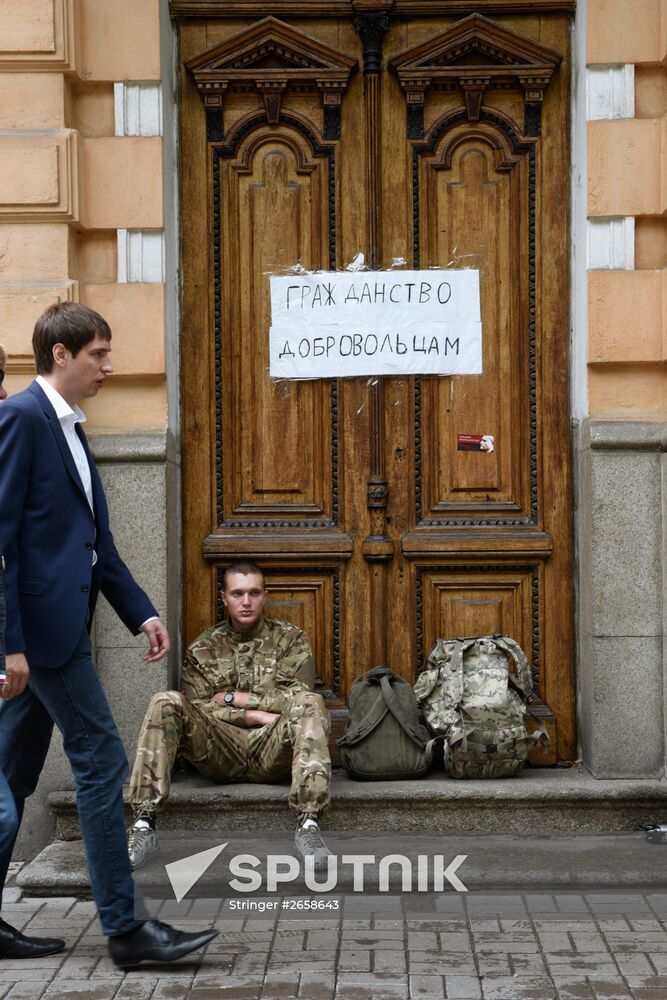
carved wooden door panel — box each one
[175,2,575,763]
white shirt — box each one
[36,375,94,514]
[36,375,157,630]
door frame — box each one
[172,0,578,763]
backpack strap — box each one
[492,635,533,698]
[452,724,548,756]
[336,689,388,747]
[525,709,550,753]
[414,665,440,705]
[449,638,475,707]
[379,674,431,749]
[446,639,478,750]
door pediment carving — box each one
[186,15,357,127]
[390,13,561,132]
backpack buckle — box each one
[486,743,498,754]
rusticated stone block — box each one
[0,131,79,221]
[588,119,667,217]
[0,280,79,357]
[589,270,666,364]
[0,0,77,71]
[82,283,165,375]
[0,73,65,129]
[81,137,163,229]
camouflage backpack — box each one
[337,666,434,780]
[414,635,547,779]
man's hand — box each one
[141,619,170,662]
[244,709,279,727]
[1,652,29,700]
[208,692,278,727]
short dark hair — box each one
[32,302,112,375]
[221,560,265,591]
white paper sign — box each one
[269,269,482,379]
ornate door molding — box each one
[175,5,576,763]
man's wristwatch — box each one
[223,691,235,706]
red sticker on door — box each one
[458,434,494,453]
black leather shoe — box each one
[0,917,65,959]
[108,918,218,969]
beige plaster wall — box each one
[587,0,667,417]
[0,0,166,431]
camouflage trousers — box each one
[128,690,331,820]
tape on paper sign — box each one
[458,435,495,453]
[269,269,482,379]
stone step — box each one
[48,767,667,839]
[18,827,667,899]
[19,769,667,899]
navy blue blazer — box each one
[0,380,156,668]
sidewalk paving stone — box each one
[338,950,371,971]
[113,980,158,999]
[258,981,300,1000]
[613,955,655,976]
[410,950,476,968]
[511,953,549,973]
[298,971,336,998]
[475,940,541,953]
[543,958,619,978]
[9,886,667,998]
[407,973,446,998]
[549,976,596,999]
[437,932,473,951]
[588,981,633,998]
[41,981,122,999]
[444,974,484,998]
[479,974,557,999]
[188,981,261,1000]
[474,955,513,976]
[335,973,408,998]
[150,978,197,1000]
[624,976,667,988]
[5,987,60,1000]
[0,968,56,983]
[644,954,667,973]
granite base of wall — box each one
[14,433,178,858]
[577,419,667,778]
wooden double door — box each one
[175,0,575,763]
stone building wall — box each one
[577,0,666,777]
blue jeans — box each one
[0,768,18,881]
[0,629,142,935]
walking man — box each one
[0,305,217,967]
[127,560,332,869]
[0,341,65,959]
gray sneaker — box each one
[295,821,331,868]
[128,824,158,870]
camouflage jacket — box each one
[181,616,315,727]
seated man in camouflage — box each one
[127,560,331,868]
